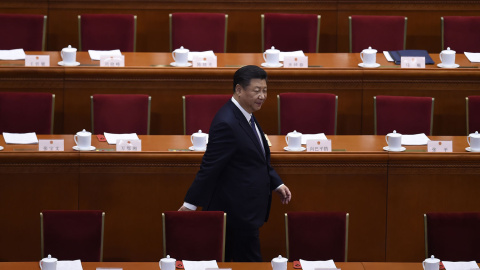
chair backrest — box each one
[442,16,480,53]
[466,96,480,135]
[285,212,349,262]
[91,94,151,135]
[78,14,137,52]
[41,210,105,262]
[349,15,407,53]
[278,93,337,135]
[424,212,480,261]
[162,211,226,261]
[374,95,434,135]
[262,13,321,53]
[183,94,231,135]
[0,92,54,134]
[170,13,228,53]
[0,14,47,51]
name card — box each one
[116,139,141,151]
[39,139,64,151]
[100,55,125,67]
[284,56,308,68]
[25,55,50,67]
[192,55,217,67]
[401,57,425,68]
[306,139,332,152]
[427,140,452,152]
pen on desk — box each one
[458,66,479,68]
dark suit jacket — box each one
[184,99,283,229]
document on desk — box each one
[88,49,122,60]
[0,49,26,60]
[3,132,38,144]
[464,52,480,63]
[104,132,139,145]
[442,261,479,270]
[182,260,218,270]
[300,259,337,270]
[401,133,430,145]
[279,50,305,61]
[301,133,327,144]
[188,51,215,61]
[57,260,83,270]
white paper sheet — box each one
[104,132,139,145]
[300,259,337,270]
[0,49,26,60]
[301,133,328,144]
[88,50,122,61]
[3,132,38,144]
[464,52,480,63]
[384,51,394,62]
[442,261,479,270]
[57,260,83,270]
[280,51,305,61]
[182,260,218,270]
[188,51,215,61]
[401,133,430,145]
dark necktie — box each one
[250,116,265,156]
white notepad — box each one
[104,132,139,145]
[3,132,38,144]
[0,49,26,60]
[88,50,122,61]
[300,259,337,270]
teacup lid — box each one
[161,255,176,262]
[272,255,288,263]
[76,129,91,135]
[42,254,57,262]
[441,47,455,54]
[265,46,280,54]
[425,255,440,263]
[192,130,207,137]
[287,130,302,137]
[63,45,77,52]
[387,130,402,137]
[174,46,189,53]
[362,46,377,53]
[470,131,480,138]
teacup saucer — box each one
[0,145,3,151]
[358,63,380,68]
[170,62,192,67]
[58,61,80,66]
[383,146,406,152]
[189,146,206,151]
[284,146,306,152]
[466,147,480,152]
[261,62,283,68]
[73,146,96,151]
[437,63,459,68]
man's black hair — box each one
[233,65,267,93]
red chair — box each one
[91,94,151,135]
[442,16,480,53]
[424,212,480,261]
[41,210,105,262]
[170,13,228,53]
[262,13,321,53]
[0,14,47,51]
[466,96,480,135]
[278,93,337,135]
[285,212,349,262]
[183,95,231,135]
[374,95,434,135]
[162,211,226,261]
[349,15,407,53]
[78,14,137,52]
[0,92,54,134]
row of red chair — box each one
[2,13,480,53]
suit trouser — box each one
[225,225,262,262]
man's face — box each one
[235,78,267,114]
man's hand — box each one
[275,185,292,204]
[178,205,194,211]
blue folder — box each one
[388,50,435,65]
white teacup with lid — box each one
[61,45,77,66]
[285,130,302,150]
[271,255,288,270]
[74,129,92,150]
[191,130,208,150]
[172,46,190,66]
[263,46,280,66]
[423,255,440,270]
[468,131,480,152]
[440,47,456,67]
[39,254,57,270]
[385,130,402,151]
[360,46,377,66]
[159,255,176,270]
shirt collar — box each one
[231,96,252,122]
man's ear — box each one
[235,84,242,95]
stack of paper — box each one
[104,132,139,145]
[3,132,38,144]
[57,260,83,270]
[301,133,328,144]
[401,133,430,145]
[300,259,337,270]
[280,51,305,61]
[464,52,480,63]
[0,49,26,60]
[88,50,122,61]
[182,260,218,270]
[188,51,215,61]
[442,261,479,270]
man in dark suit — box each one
[178,65,291,262]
